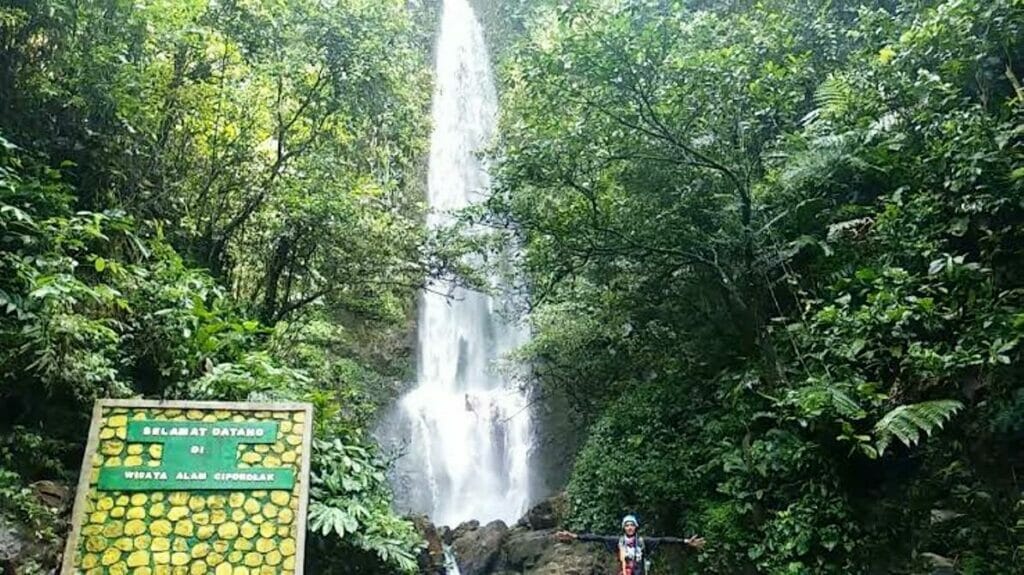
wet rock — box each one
[0,519,27,566]
[448,519,480,544]
[0,516,59,575]
[499,528,553,569]
[920,552,955,575]
[450,520,509,574]
[410,515,446,574]
[432,493,608,574]
[517,494,567,530]
[495,527,614,575]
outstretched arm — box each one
[554,531,620,553]
[645,535,706,552]
[554,531,617,542]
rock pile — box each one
[412,495,616,575]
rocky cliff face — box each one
[413,495,617,575]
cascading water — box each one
[443,545,463,575]
[383,0,533,527]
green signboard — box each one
[97,421,296,491]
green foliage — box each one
[0,468,61,543]
[0,0,433,324]
[0,133,424,571]
[5,0,1024,572]
[307,439,422,574]
[488,0,1024,572]
[0,0,434,571]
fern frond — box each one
[778,131,860,192]
[800,76,853,127]
[830,387,866,420]
[813,76,855,112]
[875,400,963,456]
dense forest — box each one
[1,0,1023,574]
[482,0,1024,572]
[0,0,437,571]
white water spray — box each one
[443,545,463,575]
[385,0,533,527]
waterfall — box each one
[443,545,463,575]
[383,0,534,527]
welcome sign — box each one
[61,400,313,575]
[98,420,295,491]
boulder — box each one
[448,519,480,544]
[0,519,27,567]
[0,516,60,575]
[495,527,615,575]
[499,528,554,570]
[409,515,446,574]
[450,520,509,575]
[517,494,567,530]
[920,552,956,575]
[427,492,609,574]
[30,480,69,510]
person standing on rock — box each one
[554,514,705,575]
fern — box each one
[799,76,852,126]
[830,387,867,420]
[874,400,963,455]
[777,131,872,193]
[815,76,854,106]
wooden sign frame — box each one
[61,399,314,575]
